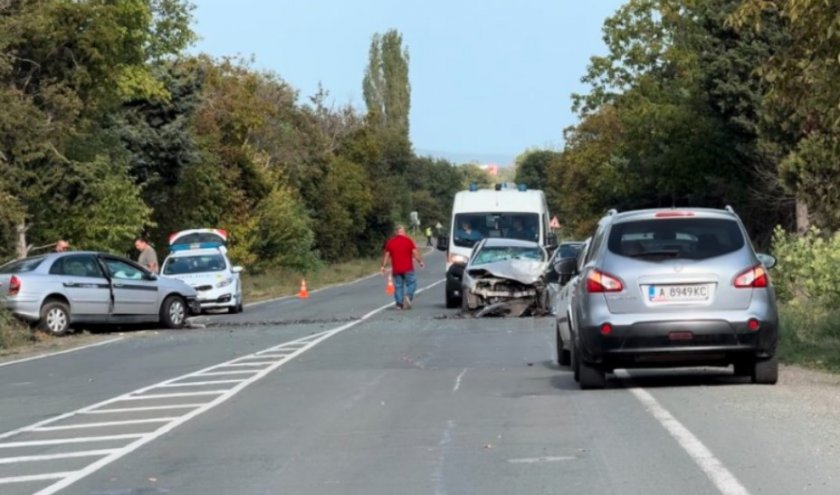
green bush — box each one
[771,226,840,306]
[0,308,34,350]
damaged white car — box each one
[461,238,549,317]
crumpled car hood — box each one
[468,259,546,285]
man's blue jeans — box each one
[393,271,417,305]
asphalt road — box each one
[1,251,840,494]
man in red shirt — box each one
[381,225,425,309]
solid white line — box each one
[0,337,125,369]
[120,391,228,401]
[0,449,116,465]
[31,417,179,432]
[33,278,446,495]
[452,368,467,393]
[194,370,259,377]
[82,404,205,415]
[0,472,77,485]
[630,387,751,495]
[252,353,289,358]
[0,435,145,449]
[159,380,243,388]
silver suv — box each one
[553,207,779,389]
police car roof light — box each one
[468,182,478,192]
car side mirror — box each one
[436,236,449,251]
[546,232,558,248]
[756,253,776,269]
[232,266,244,274]
[545,266,560,284]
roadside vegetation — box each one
[0,307,36,351]
[242,257,382,302]
[511,0,840,372]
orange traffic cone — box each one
[298,278,309,299]
[385,275,395,296]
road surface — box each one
[0,251,839,494]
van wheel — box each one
[160,296,187,329]
[556,326,571,367]
[751,356,778,385]
[445,290,460,309]
[579,360,606,390]
[39,300,71,336]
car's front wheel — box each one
[445,289,460,309]
[160,295,187,329]
[39,300,71,336]
[556,325,571,367]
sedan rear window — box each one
[607,218,745,261]
[0,256,45,274]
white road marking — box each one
[119,391,228,401]
[0,278,445,494]
[195,370,259,377]
[507,456,575,464]
[452,368,468,393]
[0,472,78,485]
[218,361,276,367]
[629,386,751,495]
[0,449,117,465]
[0,337,124,369]
[82,404,205,414]
[32,418,179,431]
[159,380,243,388]
[432,419,456,495]
[0,435,145,449]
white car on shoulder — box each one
[161,229,244,314]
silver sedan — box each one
[0,251,200,335]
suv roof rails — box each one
[607,208,618,216]
[724,205,735,214]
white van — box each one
[437,184,556,307]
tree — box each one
[363,29,412,171]
[459,164,493,189]
[514,150,560,191]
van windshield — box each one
[453,213,539,247]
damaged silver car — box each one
[461,238,549,317]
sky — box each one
[191,0,625,166]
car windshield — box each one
[453,213,540,247]
[472,246,545,265]
[163,254,227,275]
[608,218,745,261]
[558,243,583,259]
[0,256,46,274]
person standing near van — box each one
[381,225,425,309]
[135,237,159,274]
[425,226,433,247]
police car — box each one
[160,229,244,314]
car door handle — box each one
[113,283,124,288]
[63,282,78,288]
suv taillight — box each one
[586,269,623,293]
[8,275,20,296]
[734,265,768,288]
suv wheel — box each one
[571,336,581,382]
[556,326,571,367]
[579,360,606,389]
[751,356,778,385]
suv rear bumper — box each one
[578,318,778,368]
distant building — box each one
[478,164,500,177]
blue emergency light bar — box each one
[517,184,527,191]
[170,242,225,252]
[468,182,478,192]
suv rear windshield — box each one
[607,218,745,261]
